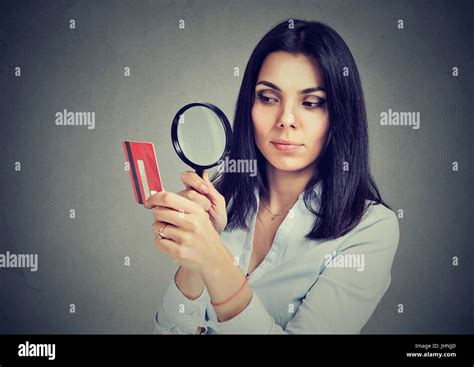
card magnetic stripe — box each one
[124,141,143,204]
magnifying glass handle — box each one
[195,169,204,178]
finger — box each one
[153,206,198,233]
[147,191,203,214]
[181,171,209,194]
[145,190,161,209]
[153,207,184,227]
[152,221,183,243]
[154,237,182,260]
[177,189,212,211]
[202,170,225,205]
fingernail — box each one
[150,190,157,195]
[200,184,209,193]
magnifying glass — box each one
[171,102,232,178]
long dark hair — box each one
[213,19,391,241]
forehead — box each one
[257,51,325,89]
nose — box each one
[277,105,297,129]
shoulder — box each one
[363,200,399,227]
[338,200,400,252]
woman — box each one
[146,19,400,334]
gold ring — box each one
[157,223,168,239]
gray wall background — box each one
[0,0,472,334]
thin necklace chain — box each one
[259,198,291,221]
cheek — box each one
[301,112,330,147]
[313,119,330,138]
[252,102,266,126]
[251,104,273,142]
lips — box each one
[271,139,303,146]
[271,140,303,152]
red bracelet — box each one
[210,275,248,307]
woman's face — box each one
[252,51,330,173]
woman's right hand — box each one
[177,170,228,234]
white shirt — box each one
[153,182,400,334]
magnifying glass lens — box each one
[177,107,226,166]
[171,103,232,177]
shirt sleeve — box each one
[214,206,400,334]
[153,269,210,334]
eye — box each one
[256,92,278,105]
[303,99,326,109]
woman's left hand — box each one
[146,191,234,274]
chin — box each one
[266,157,310,172]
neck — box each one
[262,162,316,213]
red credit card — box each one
[122,141,164,206]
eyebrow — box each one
[256,80,326,94]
